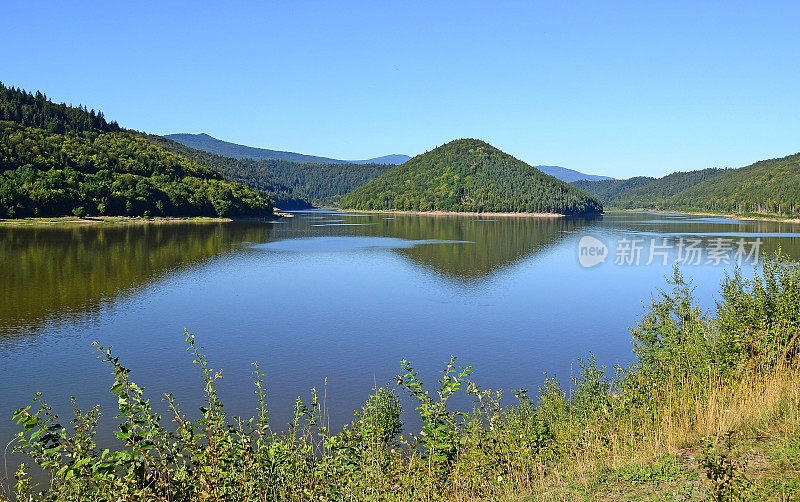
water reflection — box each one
[269,212,594,280]
[3,211,800,345]
[0,222,272,339]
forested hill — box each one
[669,153,800,215]
[607,168,727,209]
[571,176,656,202]
[571,169,724,207]
[145,135,312,209]
[571,153,800,218]
[0,83,272,218]
[149,135,394,208]
[165,133,411,165]
[340,139,603,216]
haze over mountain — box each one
[534,165,614,183]
[341,139,603,216]
[165,133,410,165]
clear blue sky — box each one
[2,1,799,178]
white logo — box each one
[578,236,608,268]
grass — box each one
[514,366,800,500]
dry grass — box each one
[501,366,800,501]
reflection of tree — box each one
[0,222,272,338]
[263,213,592,280]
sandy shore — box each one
[340,209,565,218]
[611,209,800,224]
[0,215,278,227]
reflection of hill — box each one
[265,213,591,280]
[348,214,592,280]
[0,222,272,338]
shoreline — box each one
[608,208,800,224]
[340,209,566,218]
[0,215,284,227]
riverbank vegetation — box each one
[3,252,800,500]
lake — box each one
[2,210,800,468]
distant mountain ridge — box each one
[535,165,614,183]
[165,133,410,165]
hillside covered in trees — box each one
[669,153,800,215]
[573,153,800,217]
[145,135,311,209]
[0,84,272,218]
[340,139,603,216]
[148,135,393,207]
[571,176,656,203]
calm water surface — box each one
[3,210,800,468]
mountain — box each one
[571,176,656,204]
[570,169,726,208]
[608,168,727,209]
[571,176,657,203]
[362,154,412,165]
[0,83,272,218]
[165,133,410,165]
[340,139,603,216]
[535,165,614,183]
[149,136,394,208]
[571,152,800,218]
[669,153,800,215]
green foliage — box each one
[354,387,402,450]
[0,84,273,218]
[700,437,755,501]
[716,252,800,371]
[0,122,272,218]
[341,139,604,215]
[0,82,120,134]
[396,357,474,468]
[573,151,800,217]
[626,267,712,398]
[672,153,800,216]
[608,168,727,209]
[149,134,393,208]
[570,354,611,422]
[570,176,656,203]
